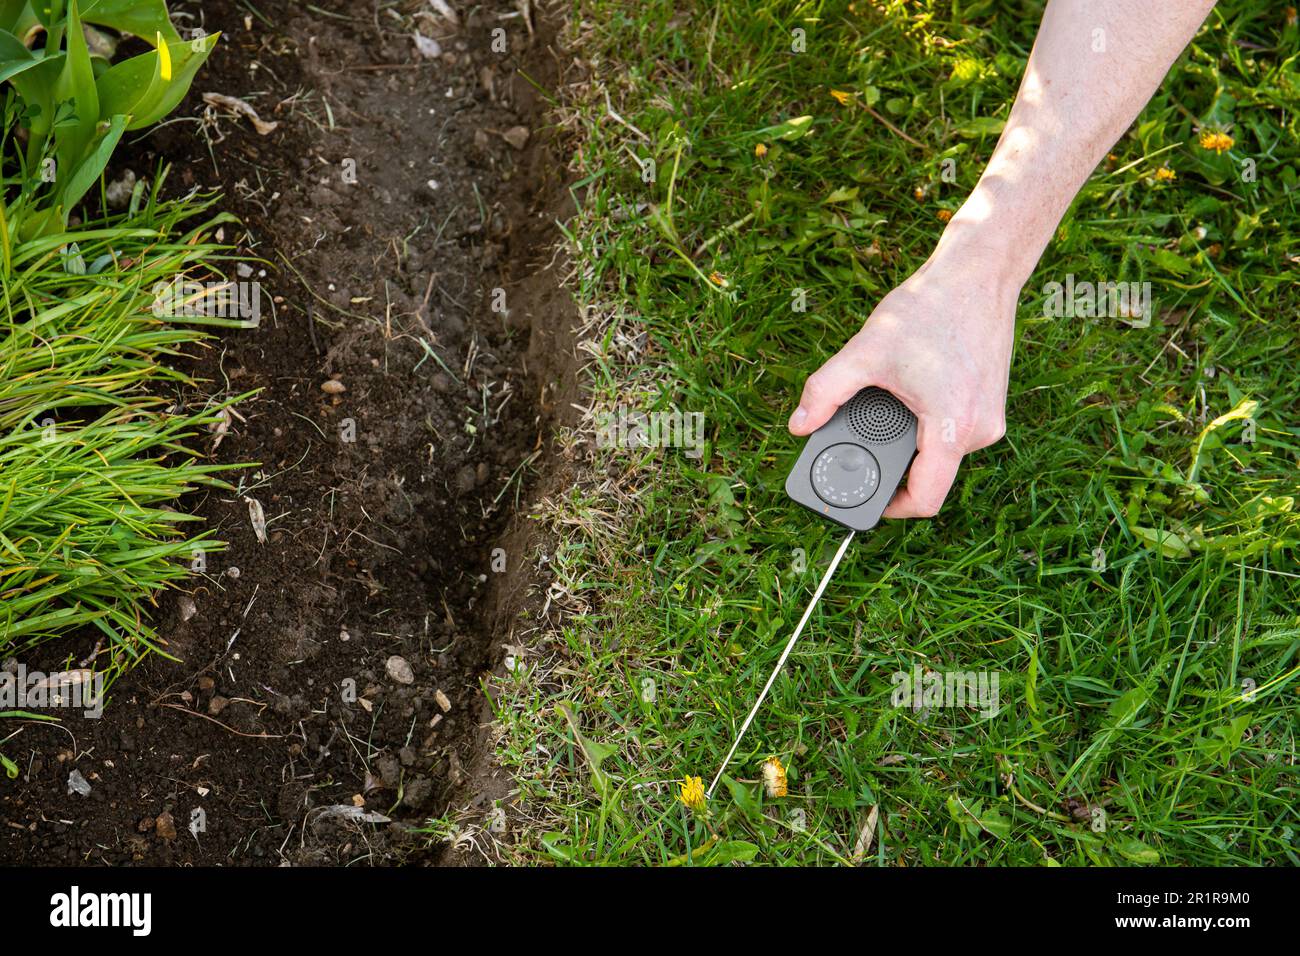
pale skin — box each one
[789,0,1219,518]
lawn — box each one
[487,0,1300,865]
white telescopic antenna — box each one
[706,529,856,799]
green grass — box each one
[0,176,249,689]
[485,0,1300,865]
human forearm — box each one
[935,0,1217,291]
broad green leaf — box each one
[979,807,1011,841]
[756,114,812,141]
[15,204,60,241]
[1,30,64,134]
[0,1,30,32]
[695,840,759,865]
[55,111,126,216]
[109,32,217,130]
[722,774,761,819]
[1107,685,1149,722]
[957,116,1005,137]
[539,832,581,863]
[62,239,85,273]
[823,185,859,203]
[1188,397,1258,483]
[1150,247,1192,276]
[0,26,38,84]
[557,701,617,800]
[1130,525,1192,558]
[1203,714,1252,766]
[32,0,64,29]
[1113,836,1160,865]
[94,37,166,120]
[80,0,181,44]
[51,0,99,170]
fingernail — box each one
[789,407,808,430]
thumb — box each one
[788,346,878,435]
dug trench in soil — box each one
[0,0,574,865]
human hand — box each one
[787,237,1019,518]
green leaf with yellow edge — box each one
[97,32,217,130]
[1188,397,1258,483]
[95,35,168,121]
[754,114,812,141]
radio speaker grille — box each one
[844,387,914,444]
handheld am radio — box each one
[784,386,918,530]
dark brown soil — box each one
[1,0,572,865]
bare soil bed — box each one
[1,0,571,865]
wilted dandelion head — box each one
[1198,130,1234,153]
[761,756,788,798]
[936,208,953,223]
[679,776,707,812]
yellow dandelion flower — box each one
[709,271,729,288]
[1199,130,1234,153]
[1154,166,1177,182]
[761,757,788,798]
[755,142,768,158]
[936,208,953,223]
[679,776,707,812]
[830,89,853,106]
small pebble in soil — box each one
[106,169,136,208]
[502,125,530,150]
[455,465,477,493]
[377,756,400,788]
[386,655,415,685]
[67,770,92,796]
[402,777,433,809]
[155,811,177,841]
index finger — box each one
[882,438,962,519]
